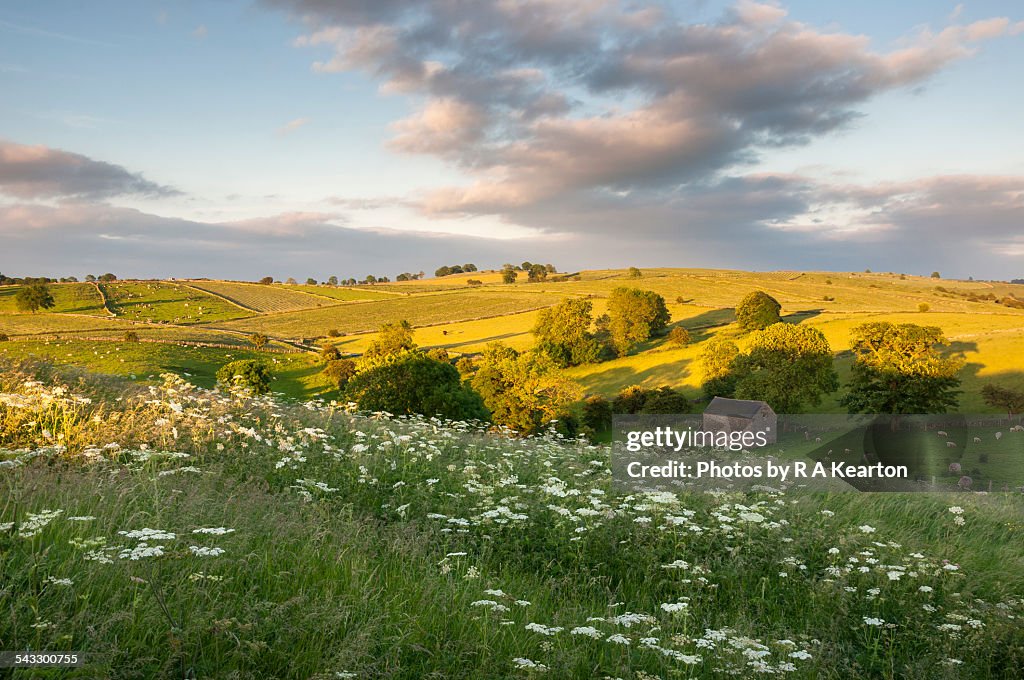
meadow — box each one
[1,365,1023,678]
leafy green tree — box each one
[532,298,601,367]
[612,385,649,414]
[731,323,838,413]
[321,345,342,361]
[469,343,582,436]
[323,358,358,390]
[981,384,1024,417]
[15,284,55,313]
[606,287,670,356]
[527,264,548,282]
[627,267,642,279]
[736,291,782,331]
[85,274,97,282]
[364,320,415,360]
[216,360,271,395]
[700,338,740,400]
[840,322,962,415]
[327,276,339,286]
[249,333,268,350]
[667,326,691,347]
[435,266,451,277]
[258,276,274,285]
[611,385,690,414]
[306,278,317,286]
[345,352,488,420]
[502,267,518,284]
[99,273,117,282]
[463,263,477,272]
[918,303,930,312]
[931,271,941,278]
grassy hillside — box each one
[1,268,1021,412]
[1,365,1022,678]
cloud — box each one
[192,24,208,39]
[277,117,311,135]
[0,140,178,200]
[274,0,1020,217]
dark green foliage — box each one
[527,264,548,282]
[344,352,488,421]
[99,273,117,282]
[700,337,741,400]
[667,326,691,347]
[532,298,601,367]
[123,331,140,343]
[501,268,518,284]
[321,345,342,361]
[612,385,691,414]
[840,322,962,414]
[627,267,642,278]
[736,291,782,331]
[426,347,450,362]
[581,395,613,433]
[322,358,357,390]
[249,333,268,350]
[258,276,274,285]
[607,287,670,356]
[730,323,838,413]
[216,359,272,395]
[15,284,56,313]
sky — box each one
[1,0,1023,281]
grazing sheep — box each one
[946,441,957,448]
[1009,425,1024,432]
[948,462,962,473]
[995,432,1003,440]
[958,476,972,490]
[938,431,948,437]
[973,437,982,444]
[815,437,822,443]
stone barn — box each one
[702,397,777,444]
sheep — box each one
[946,441,957,448]
[1011,425,1024,432]
[948,462,962,473]
[815,437,822,443]
[995,432,1003,440]
[958,476,973,490]
[937,430,948,437]
[973,437,982,444]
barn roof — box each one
[703,397,773,419]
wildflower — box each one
[660,602,689,613]
[192,527,235,535]
[607,633,631,645]
[863,617,885,626]
[525,622,563,635]
[858,525,876,534]
[948,506,964,515]
[570,626,603,639]
[118,528,176,541]
[739,512,765,523]
[512,658,547,671]
[919,586,934,593]
[189,545,225,557]
[789,650,812,660]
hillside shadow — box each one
[785,309,824,323]
[575,358,695,396]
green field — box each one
[185,280,344,313]
[99,281,250,324]
[0,282,107,316]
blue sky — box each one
[1,1,1023,280]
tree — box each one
[364,320,415,361]
[323,358,357,390]
[85,274,97,282]
[527,264,548,282]
[700,338,741,400]
[258,276,274,285]
[463,263,478,272]
[502,267,518,284]
[365,275,377,284]
[216,360,271,395]
[123,330,139,343]
[611,385,690,414]
[981,384,1024,417]
[469,343,582,436]
[736,291,782,331]
[306,278,317,286]
[345,352,488,421]
[521,261,533,271]
[321,345,342,361]
[931,271,941,279]
[918,303,930,312]
[532,298,601,367]
[286,277,297,285]
[327,276,339,286]
[627,266,642,278]
[15,284,55,313]
[730,323,838,413]
[249,333,268,350]
[435,266,451,278]
[99,273,117,282]
[606,287,670,356]
[581,395,613,434]
[667,327,691,347]
[840,322,962,415]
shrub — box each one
[581,395,613,433]
[466,279,483,286]
[918,303,930,312]
[123,330,140,343]
[321,345,342,361]
[322,359,357,390]
[326,328,342,337]
[627,267,642,279]
[736,291,782,331]
[0,333,9,342]
[216,360,271,395]
[249,333,268,350]
[667,326,691,347]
